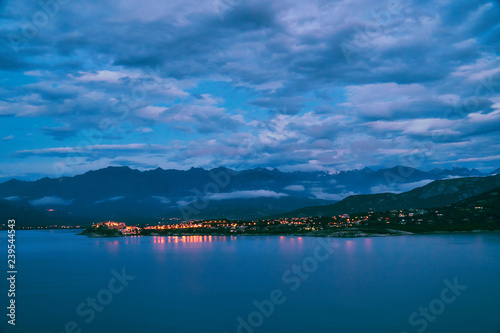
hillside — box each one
[0,199,87,227]
[279,174,500,218]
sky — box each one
[0,0,499,180]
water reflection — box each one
[152,235,230,244]
[364,238,373,253]
[94,239,120,253]
[342,238,375,255]
[345,240,355,253]
[125,235,142,245]
[277,235,305,254]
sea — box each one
[1,230,499,333]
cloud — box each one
[151,196,170,204]
[15,144,171,157]
[397,179,435,192]
[310,187,356,201]
[75,70,129,83]
[41,127,78,141]
[370,179,434,194]
[1,0,500,177]
[176,200,190,207]
[95,196,125,204]
[2,135,14,141]
[284,185,305,191]
[207,190,289,200]
[454,155,500,163]
[4,196,22,201]
[29,196,74,206]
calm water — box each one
[1,230,499,333]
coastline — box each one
[78,228,500,239]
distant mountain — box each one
[0,199,87,227]
[0,165,490,225]
[490,167,500,175]
[279,174,500,218]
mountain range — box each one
[0,165,496,225]
[279,174,500,218]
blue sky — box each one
[0,0,499,180]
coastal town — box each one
[78,203,499,237]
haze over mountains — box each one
[0,165,496,224]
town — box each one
[78,204,499,237]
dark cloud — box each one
[41,126,78,141]
[0,0,499,178]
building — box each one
[96,221,126,230]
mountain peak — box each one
[90,165,132,172]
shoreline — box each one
[78,228,500,239]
